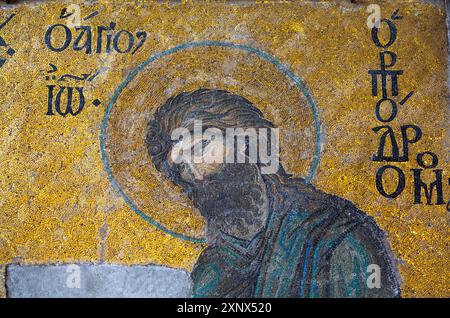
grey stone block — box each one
[0,265,5,298]
[7,264,193,298]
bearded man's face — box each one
[167,133,268,240]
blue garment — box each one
[191,178,401,298]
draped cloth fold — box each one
[191,175,401,298]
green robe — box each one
[191,177,400,298]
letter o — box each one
[375,98,398,123]
[113,30,134,53]
[376,165,405,198]
[371,18,397,48]
[45,24,72,52]
[416,151,438,169]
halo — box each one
[100,41,321,243]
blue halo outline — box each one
[100,41,322,243]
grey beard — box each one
[189,164,268,241]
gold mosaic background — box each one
[0,0,448,297]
